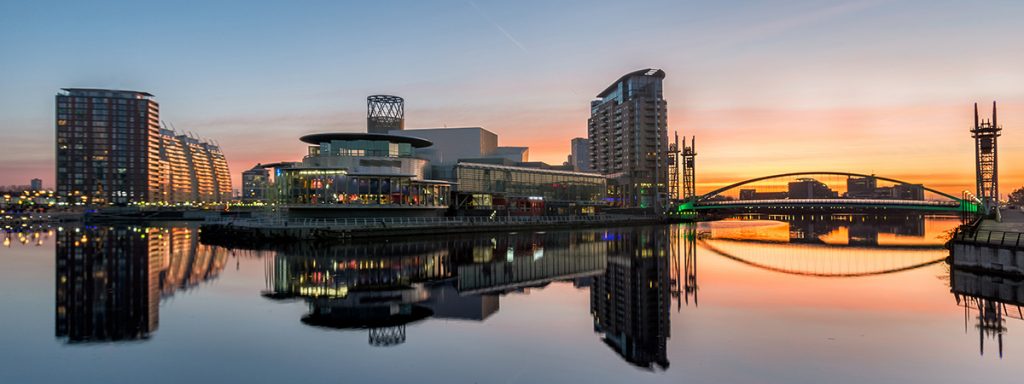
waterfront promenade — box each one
[949,208,1024,276]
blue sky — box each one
[2,0,1023,192]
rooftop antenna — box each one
[993,101,997,127]
[974,102,979,128]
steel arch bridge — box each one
[676,171,980,215]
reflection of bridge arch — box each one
[699,171,961,202]
[699,239,947,278]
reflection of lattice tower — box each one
[368,325,406,347]
[667,132,680,200]
[958,296,1009,358]
[972,102,1001,208]
[681,136,697,201]
[683,223,698,307]
[367,95,405,134]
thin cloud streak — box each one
[468,1,528,54]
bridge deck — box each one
[696,198,959,207]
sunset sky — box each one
[1,0,1022,196]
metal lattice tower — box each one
[972,102,1001,209]
[681,136,697,201]
[367,95,405,134]
[667,132,681,201]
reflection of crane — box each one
[682,136,696,201]
[683,224,698,308]
[670,224,699,311]
[951,268,1024,358]
[955,295,1020,358]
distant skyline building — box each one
[241,165,271,203]
[388,126,605,215]
[570,137,591,172]
[846,176,924,200]
[846,176,878,198]
[787,178,838,199]
[30,178,42,191]
[588,69,669,209]
[367,95,405,134]
[55,88,230,205]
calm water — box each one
[1,215,1021,383]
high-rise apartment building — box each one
[587,69,669,209]
[56,88,161,205]
[570,137,591,172]
[56,88,231,205]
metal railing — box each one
[952,227,1024,248]
[206,214,645,230]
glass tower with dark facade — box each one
[56,88,161,205]
[588,69,669,209]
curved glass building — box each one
[274,133,451,216]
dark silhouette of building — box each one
[588,69,669,209]
[846,176,924,200]
[570,137,592,172]
[846,176,877,198]
[739,189,788,200]
[892,184,925,200]
[787,178,838,199]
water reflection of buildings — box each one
[2,226,56,248]
[670,224,699,309]
[950,268,1024,358]
[265,231,613,346]
[55,226,229,343]
[590,226,671,370]
[723,214,927,246]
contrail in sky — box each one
[468,1,528,54]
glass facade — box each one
[277,171,448,207]
[455,163,606,203]
[320,140,413,158]
[277,134,450,209]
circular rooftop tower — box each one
[367,95,404,134]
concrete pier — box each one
[950,209,1024,276]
